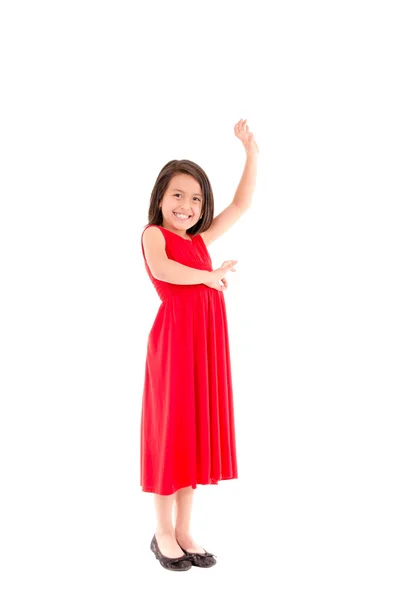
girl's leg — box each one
[154,492,185,558]
[174,486,206,554]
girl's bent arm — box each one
[142,226,212,285]
[155,259,212,285]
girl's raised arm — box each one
[200,119,259,247]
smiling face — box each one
[159,173,203,237]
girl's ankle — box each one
[155,529,175,537]
[175,528,190,538]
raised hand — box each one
[234,118,259,156]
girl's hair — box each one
[146,159,214,236]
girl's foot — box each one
[155,532,186,558]
[175,531,206,554]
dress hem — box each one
[141,475,238,495]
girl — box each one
[140,119,259,571]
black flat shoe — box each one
[177,543,217,568]
[150,534,192,571]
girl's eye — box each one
[174,194,201,201]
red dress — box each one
[140,224,238,495]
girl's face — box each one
[159,173,203,235]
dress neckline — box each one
[157,225,193,242]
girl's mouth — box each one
[173,212,191,221]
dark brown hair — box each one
[145,159,214,236]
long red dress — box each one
[140,224,238,495]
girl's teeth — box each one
[174,213,190,220]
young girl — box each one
[140,119,259,571]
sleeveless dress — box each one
[140,224,238,495]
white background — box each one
[1,1,396,598]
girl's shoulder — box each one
[141,224,165,245]
[142,223,165,234]
[141,223,164,239]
